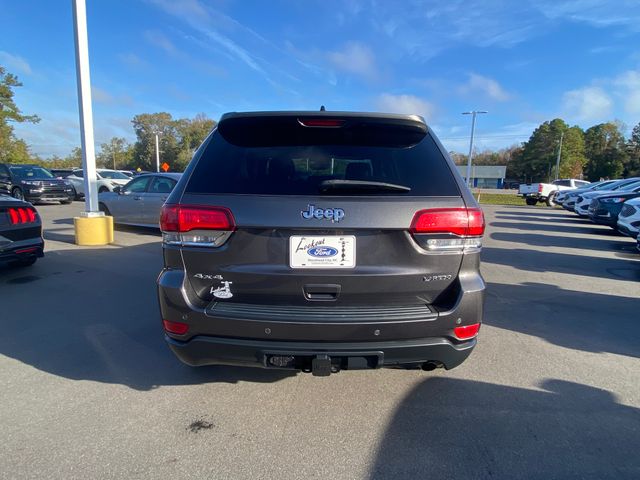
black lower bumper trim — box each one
[165,334,476,371]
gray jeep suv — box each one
[157,111,485,376]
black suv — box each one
[0,164,75,204]
[157,111,485,376]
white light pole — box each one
[555,131,564,181]
[72,0,98,214]
[462,110,487,188]
[154,132,161,172]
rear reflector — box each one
[410,208,485,236]
[163,320,189,335]
[298,118,346,128]
[15,247,40,254]
[160,205,235,232]
[454,323,481,340]
[8,207,37,225]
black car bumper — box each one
[23,187,74,203]
[166,334,476,372]
[588,212,617,227]
[0,239,44,265]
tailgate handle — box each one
[303,284,341,301]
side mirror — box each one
[113,185,122,194]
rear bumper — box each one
[157,266,484,371]
[0,237,44,264]
[166,334,476,371]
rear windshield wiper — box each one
[319,179,411,193]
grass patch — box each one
[474,193,527,206]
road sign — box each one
[161,162,169,172]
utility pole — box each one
[154,132,160,173]
[112,150,116,170]
[462,111,487,188]
[555,131,564,181]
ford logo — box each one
[308,246,338,257]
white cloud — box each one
[613,70,640,115]
[328,42,377,80]
[562,86,613,122]
[91,86,134,106]
[375,94,435,119]
[144,30,179,56]
[459,73,511,102]
[0,51,32,75]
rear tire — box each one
[61,199,72,205]
[98,203,111,216]
[11,187,24,201]
[525,197,538,206]
[546,192,556,207]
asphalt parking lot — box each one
[1,203,639,480]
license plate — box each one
[289,235,356,268]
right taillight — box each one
[160,205,235,247]
[410,207,485,252]
[163,319,189,335]
[454,323,481,340]
[7,207,38,225]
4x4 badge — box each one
[301,205,345,223]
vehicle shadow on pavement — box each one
[490,231,635,253]
[481,247,640,282]
[494,209,582,219]
[369,377,639,479]
[490,220,611,236]
[484,282,639,358]
[0,244,294,390]
[494,214,595,225]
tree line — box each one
[1,66,215,172]
[2,65,639,180]
[452,118,640,182]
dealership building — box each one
[456,165,507,189]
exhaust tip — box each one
[421,362,441,371]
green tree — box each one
[97,137,134,169]
[623,122,640,177]
[0,66,39,163]
[584,123,628,180]
[131,112,180,171]
[512,119,586,182]
[174,113,215,170]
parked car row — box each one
[555,177,640,252]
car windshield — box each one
[98,170,130,180]
[618,180,640,191]
[9,165,54,179]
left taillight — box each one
[410,207,485,252]
[160,205,235,247]
[7,207,38,225]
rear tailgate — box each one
[166,113,479,311]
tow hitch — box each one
[311,354,333,377]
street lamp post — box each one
[462,110,487,188]
[555,131,564,181]
[154,132,161,173]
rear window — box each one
[186,120,459,196]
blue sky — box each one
[2,0,640,158]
